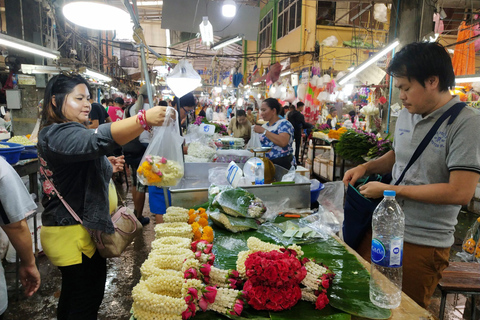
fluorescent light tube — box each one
[83,68,112,82]
[280,70,292,77]
[253,82,261,85]
[134,1,163,6]
[0,33,59,59]
[338,40,400,85]
[455,75,480,83]
[212,35,242,50]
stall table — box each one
[12,159,39,201]
[335,234,434,319]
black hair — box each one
[101,98,106,104]
[158,100,168,106]
[387,42,455,92]
[262,98,281,115]
[179,92,196,107]
[247,106,253,111]
[236,109,246,117]
[42,73,91,127]
[297,101,304,108]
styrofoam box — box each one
[475,183,480,199]
[467,198,480,215]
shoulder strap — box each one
[395,102,465,185]
[40,171,83,224]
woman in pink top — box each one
[107,97,125,121]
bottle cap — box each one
[384,190,395,197]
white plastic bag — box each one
[137,107,185,187]
[246,126,262,150]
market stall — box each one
[128,203,433,320]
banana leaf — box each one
[210,212,259,233]
[213,188,257,217]
[211,222,391,319]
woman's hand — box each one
[108,155,125,173]
[253,125,264,134]
[145,106,175,127]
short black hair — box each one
[297,101,304,108]
[262,98,281,115]
[101,98,106,104]
[247,106,253,111]
[387,42,455,92]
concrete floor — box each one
[2,192,479,319]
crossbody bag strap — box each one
[40,171,83,224]
[394,102,465,185]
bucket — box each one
[0,142,25,164]
[310,182,325,203]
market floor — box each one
[2,196,479,319]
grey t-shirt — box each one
[0,157,37,314]
[392,96,480,247]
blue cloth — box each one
[260,119,294,160]
[148,187,171,215]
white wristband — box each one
[263,129,267,135]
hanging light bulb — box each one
[166,59,202,98]
[222,0,236,18]
[199,16,214,46]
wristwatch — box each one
[263,129,267,135]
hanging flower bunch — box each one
[188,208,214,243]
[137,155,184,187]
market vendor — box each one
[326,107,338,129]
[253,98,295,169]
[228,109,251,143]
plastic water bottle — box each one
[254,162,264,185]
[370,190,405,309]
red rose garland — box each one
[243,250,307,311]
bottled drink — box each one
[254,162,264,185]
[370,190,405,309]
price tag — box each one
[200,123,215,136]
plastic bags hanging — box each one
[457,217,480,263]
[137,107,185,187]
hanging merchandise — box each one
[269,83,282,99]
[266,62,282,86]
[322,74,331,84]
[233,72,243,87]
[311,75,320,88]
[317,91,329,102]
[373,4,388,23]
[297,83,306,100]
[166,59,202,98]
[452,22,476,77]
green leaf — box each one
[269,301,350,320]
[214,188,256,217]
[211,223,391,319]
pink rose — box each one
[315,291,329,310]
[198,297,209,312]
[181,307,194,320]
[187,287,198,300]
[200,264,211,278]
[232,302,243,316]
[203,286,217,303]
[184,268,198,279]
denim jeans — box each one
[57,251,107,320]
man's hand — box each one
[343,164,367,187]
[19,261,41,297]
[358,181,388,199]
[108,155,125,173]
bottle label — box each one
[255,178,264,185]
[389,238,403,267]
[371,238,386,265]
[371,238,403,268]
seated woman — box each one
[326,107,338,129]
[253,98,295,169]
[228,110,251,144]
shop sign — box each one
[17,75,36,86]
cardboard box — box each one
[320,160,328,179]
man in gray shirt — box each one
[343,42,480,308]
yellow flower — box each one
[199,212,208,220]
[191,222,202,241]
[198,217,209,228]
[188,214,198,224]
[198,207,206,214]
[188,209,195,215]
[201,226,214,243]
